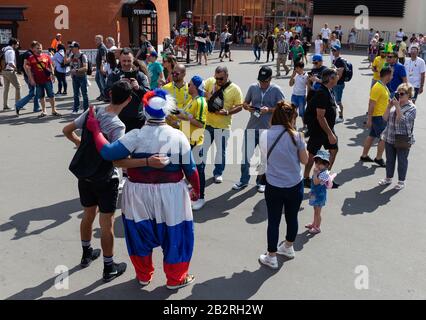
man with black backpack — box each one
[332,44,353,123]
[65,42,89,114]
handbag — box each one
[207,81,232,113]
[33,54,52,78]
[393,106,414,150]
[259,129,287,185]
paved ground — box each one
[1,49,425,300]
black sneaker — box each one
[304,177,312,189]
[360,156,374,163]
[80,248,101,268]
[374,158,386,168]
[15,107,20,116]
[103,262,127,283]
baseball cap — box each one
[411,43,420,50]
[312,54,323,62]
[149,51,158,58]
[71,41,80,48]
[314,150,331,163]
[331,44,341,51]
[258,66,273,81]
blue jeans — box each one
[72,76,89,112]
[37,81,54,99]
[16,77,40,111]
[203,125,230,177]
[385,142,410,182]
[253,46,261,60]
[265,181,304,252]
[333,84,345,104]
[240,129,261,185]
[95,70,106,97]
[291,94,306,119]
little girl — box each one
[306,150,336,234]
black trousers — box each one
[55,70,67,93]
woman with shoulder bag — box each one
[52,44,68,95]
[379,83,417,190]
[258,101,309,269]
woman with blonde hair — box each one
[379,83,417,190]
[258,101,309,269]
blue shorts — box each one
[333,84,345,104]
[37,81,54,99]
[369,116,387,138]
[291,94,306,118]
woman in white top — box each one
[315,34,323,55]
[348,28,357,51]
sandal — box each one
[166,274,195,290]
[308,227,321,234]
[52,111,62,117]
[38,112,47,118]
[305,223,314,229]
[379,178,392,186]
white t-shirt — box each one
[292,73,308,96]
[315,39,322,54]
[2,46,16,71]
[284,31,292,42]
[404,57,426,88]
[321,28,331,40]
[396,31,405,42]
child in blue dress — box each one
[306,150,336,234]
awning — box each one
[0,6,28,21]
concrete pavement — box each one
[0,49,425,300]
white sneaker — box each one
[259,254,278,269]
[214,175,223,184]
[394,181,406,190]
[379,178,392,186]
[118,177,127,190]
[277,243,295,259]
[336,117,344,123]
[71,111,79,115]
[192,199,206,211]
[257,185,266,193]
[232,182,248,190]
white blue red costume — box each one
[87,89,200,287]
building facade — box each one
[0,0,170,50]
[169,0,314,38]
[312,0,426,45]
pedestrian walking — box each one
[1,38,21,111]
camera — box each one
[253,107,261,118]
[123,70,138,79]
[394,92,400,101]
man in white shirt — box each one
[1,38,21,110]
[404,44,425,103]
[321,24,332,54]
[396,28,405,42]
[284,30,293,43]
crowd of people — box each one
[0,22,422,290]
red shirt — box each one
[27,53,53,84]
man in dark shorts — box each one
[304,68,339,188]
[63,81,133,282]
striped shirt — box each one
[382,103,416,145]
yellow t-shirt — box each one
[372,56,386,81]
[180,96,207,146]
[204,77,244,129]
[163,82,191,127]
[370,81,390,116]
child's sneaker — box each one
[277,243,295,259]
[259,254,278,269]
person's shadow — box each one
[341,185,399,216]
[336,161,379,186]
[0,198,82,240]
[194,186,258,224]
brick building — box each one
[0,0,170,50]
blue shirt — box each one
[52,50,67,73]
[387,62,407,93]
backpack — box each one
[336,57,353,82]
[76,54,92,76]
[0,47,11,72]
[69,111,114,182]
[207,81,232,113]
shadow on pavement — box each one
[194,187,258,224]
[336,161,380,186]
[184,267,280,300]
[341,185,399,216]
[246,199,267,224]
[0,198,82,240]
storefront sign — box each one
[133,9,152,16]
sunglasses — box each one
[172,72,181,76]
[313,61,320,64]
[387,55,395,59]
[215,77,225,81]
[397,92,407,96]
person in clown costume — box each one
[86,88,200,290]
